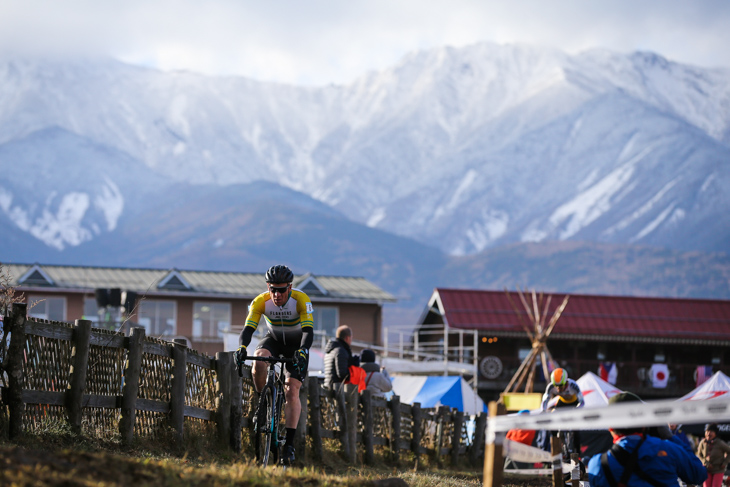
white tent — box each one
[390,375,486,415]
[576,371,626,407]
[678,371,730,401]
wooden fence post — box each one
[361,388,374,465]
[120,327,145,446]
[411,402,422,457]
[471,412,488,467]
[389,394,401,463]
[308,378,323,462]
[551,436,563,487]
[6,303,27,440]
[169,338,187,444]
[451,409,464,466]
[483,401,506,487]
[344,384,358,463]
[66,319,92,434]
[295,376,308,459]
[335,385,352,463]
[215,352,232,450]
[435,406,449,466]
[230,357,243,453]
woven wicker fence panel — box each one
[419,409,439,451]
[138,352,172,403]
[86,344,125,395]
[373,403,392,443]
[321,393,340,432]
[440,416,454,451]
[134,409,168,439]
[185,361,216,410]
[22,333,72,392]
[22,404,66,434]
[400,408,414,446]
[460,419,470,449]
[82,407,119,439]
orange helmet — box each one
[551,368,568,387]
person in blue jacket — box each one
[587,392,707,487]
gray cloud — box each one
[0,0,727,85]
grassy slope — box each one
[0,431,548,487]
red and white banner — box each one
[650,363,669,388]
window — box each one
[83,298,99,323]
[27,296,66,321]
[137,300,176,337]
[312,306,338,337]
[193,302,231,340]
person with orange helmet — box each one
[541,367,585,411]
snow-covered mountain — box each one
[0,42,729,258]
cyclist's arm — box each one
[540,386,553,411]
[239,296,265,347]
[295,291,315,350]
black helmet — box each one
[265,265,294,283]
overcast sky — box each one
[1,0,728,86]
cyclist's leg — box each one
[283,349,308,429]
[284,377,302,429]
[253,337,275,392]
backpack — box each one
[347,365,367,393]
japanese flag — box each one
[650,363,669,388]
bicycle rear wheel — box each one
[254,386,274,466]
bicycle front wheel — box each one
[254,386,274,466]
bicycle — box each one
[240,355,294,467]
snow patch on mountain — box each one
[94,177,124,231]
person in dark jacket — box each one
[324,325,355,389]
[360,349,392,396]
[587,392,707,487]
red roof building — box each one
[418,288,730,401]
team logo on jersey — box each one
[306,302,313,313]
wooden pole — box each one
[471,411,487,467]
[390,394,402,463]
[215,352,232,450]
[345,384,359,463]
[6,303,27,440]
[169,338,187,444]
[483,401,506,487]
[308,378,323,462]
[230,351,243,453]
[551,435,563,487]
[411,402,423,457]
[361,388,374,465]
[120,327,145,446]
[66,319,92,434]
[451,409,464,466]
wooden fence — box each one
[0,303,487,466]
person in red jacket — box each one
[504,410,538,469]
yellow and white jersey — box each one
[243,288,314,347]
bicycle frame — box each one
[247,356,293,467]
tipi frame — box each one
[503,287,570,394]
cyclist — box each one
[235,264,313,466]
[541,367,585,411]
[541,368,586,460]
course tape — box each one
[503,438,559,463]
[487,398,730,439]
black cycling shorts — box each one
[256,334,308,382]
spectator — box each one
[504,410,537,470]
[697,423,730,487]
[669,423,695,452]
[587,392,707,487]
[360,349,392,396]
[324,325,355,390]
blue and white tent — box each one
[390,375,486,415]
